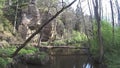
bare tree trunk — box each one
[78,0,90,48]
[87,0,92,16]
[8,0,12,6]
[93,0,104,64]
[13,0,18,33]
[87,0,94,36]
[115,0,120,26]
[105,5,108,21]
[101,5,103,19]
[110,0,115,46]
[37,32,42,46]
[11,0,77,58]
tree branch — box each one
[11,0,77,58]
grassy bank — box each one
[0,46,48,68]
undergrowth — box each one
[90,20,120,68]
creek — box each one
[14,55,93,68]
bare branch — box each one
[87,0,92,16]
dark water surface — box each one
[15,55,93,68]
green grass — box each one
[0,46,39,68]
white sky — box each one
[67,0,120,23]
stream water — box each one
[14,55,93,68]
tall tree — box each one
[93,0,104,64]
[110,0,115,46]
[115,0,120,26]
[87,0,94,36]
[13,0,18,33]
[78,0,92,53]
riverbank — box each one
[0,46,49,68]
[90,21,120,68]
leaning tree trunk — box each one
[11,0,77,57]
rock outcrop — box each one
[18,0,40,40]
[18,0,59,42]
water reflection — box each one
[83,63,93,68]
[14,55,93,68]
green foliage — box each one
[90,20,113,54]
[19,49,34,55]
[0,57,6,68]
[24,46,39,51]
[91,20,120,68]
[0,0,5,15]
[65,31,87,45]
[0,0,12,31]
[52,31,87,46]
[1,16,13,33]
[0,3,13,33]
[0,46,38,60]
[41,42,48,46]
[19,47,38,55]
[3,6,15,23]
[0,45,49,67]
[90,38,98,54]
[0,23,4,31]
[39,52,48,60]
[0,47,16,57]
[0,57,13,68]
[27,52,48,64]
[3,0,29,25]
[53,40,66,46]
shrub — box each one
[53,40,66,46]
[19,49,35,55]
[90,20,120,68]
[0,47,15,57]
[65,31,87,45]
[0,57,7,68]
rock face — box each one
[18,0,40,40]
[18,25,28,40]
[18,0,57,42]
[40,11,53,41]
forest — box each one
[0,0,120,68]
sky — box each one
[68,0,111,15]
[67,0,120,23]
